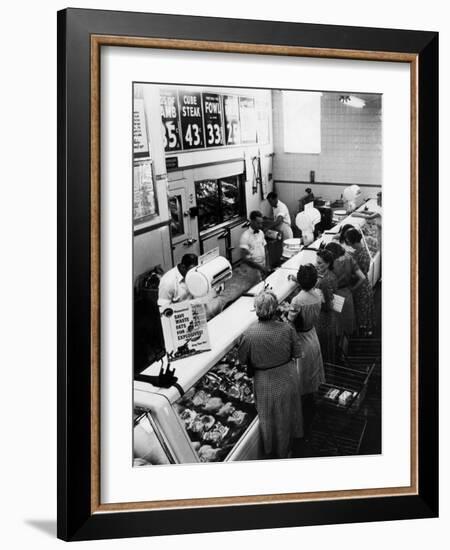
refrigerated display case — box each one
[134,343,262,465]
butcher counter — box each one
[133,198,381,465]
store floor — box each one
[292,281,382,459]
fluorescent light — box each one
[339,95,366,108]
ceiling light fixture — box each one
[339,95,366,108]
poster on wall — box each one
[239,97,257,143]
[160,89,182,152]
[160,301,211,359]
[223,95,241,145]
[179,90,205,150]
[133,98,150,157]
[133,159,158,223]
[202,93,224,147]
[257,101,270,145]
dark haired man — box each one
[239,210,268,277]
[266,191,293,241]
[158,253,198,307]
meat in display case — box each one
[134,345,261,465]
[360,220,380,259]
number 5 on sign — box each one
[164,121,178,149]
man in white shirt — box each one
[239,210,268,278]
[266,192,293,241]
[295,205,321,246]
[158,253,198,308]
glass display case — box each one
[360,220,380,259]
[133,409,172,466]
[173,345,256,462]
[220,176,242,222]
[196,175,244,232]
[196,180,221,230]
[134,344,260,465]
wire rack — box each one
[309,361,375,456]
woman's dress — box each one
[238,320,303,458]
[316,270,338,363]
[352,245,375,332]
[332,253,358,336]
[288,290,324,395]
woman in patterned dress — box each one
[238,291,303,459]
[324,242,366,337]
[344,228,376,335]
[287,264,324,437]
[315,249,338,363]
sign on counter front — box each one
[179,90,205,150]
[160,89,182,152]
[160,301,211,360]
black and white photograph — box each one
[0,0,445,545]
[133,83,383,465]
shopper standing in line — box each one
[238,291,303,459]
[344,228,376,335]
[324,242,365,337]
[315,249,339,363]
[287,264,324,438]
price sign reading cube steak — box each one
[160,89,182,152]
[202,93,224,147]
[223,95,241,145]
[179,91,204,150]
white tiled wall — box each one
[272,90,382,185]
[271,90,382,218]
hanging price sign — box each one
[239,97,257,143]
[160,89,182,152]
[223,95,241,145]
[179,91,204,150]
[202,93,224,147]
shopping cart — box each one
[309,361,375,456]
[338,334,381,392]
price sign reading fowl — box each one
[202,93,224,147]
[179,91,204,150]
[160,89,182,152]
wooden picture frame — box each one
[57,8,438,541]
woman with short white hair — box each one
[238,291,303,459]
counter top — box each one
[135,296,257,403]
[134,198,381,405]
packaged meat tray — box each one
[174,345,257,462]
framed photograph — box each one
[57,8,438,541]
